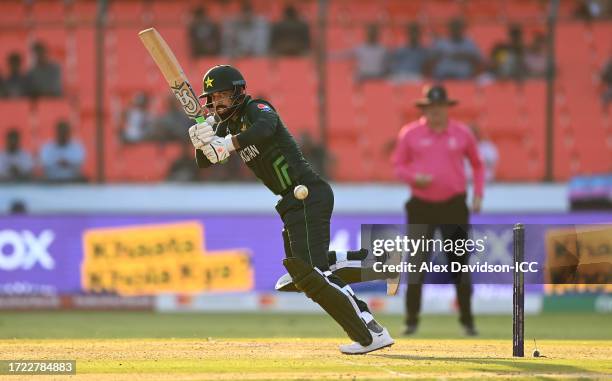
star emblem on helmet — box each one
[205,76,214,88]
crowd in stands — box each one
[347,18,549,83]
[189,1,311,58]
[0,41,62,99]
[0,121,86,183]
[0,0,610,185]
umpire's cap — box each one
[199,65,246,99]
[415,85,458,107]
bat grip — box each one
[195,116,205,124]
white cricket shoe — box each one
[339,325,394,355]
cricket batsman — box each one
[188,64,394,354]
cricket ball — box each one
[294,185,309,200]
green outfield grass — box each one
[0,312,610,380]
[0,312,610,340]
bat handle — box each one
[195,116,205,124]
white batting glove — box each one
[188,116,216,150]
[203,135,236,163]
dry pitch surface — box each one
[0,338,611,380]
[0,312,610,380]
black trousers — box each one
[276,180,370,314]
[404,194,474,327]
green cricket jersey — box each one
[196,96,321,195]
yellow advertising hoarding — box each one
[81,222,253,295]
[544,225,612,294]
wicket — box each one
[513,223,525,357]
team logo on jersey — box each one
[257,103,272,112]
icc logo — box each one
[0,230,55,271]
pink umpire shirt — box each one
[391,117,485,202]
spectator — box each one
[299,132,329,179]
[151,94,192,142]
[189,7,221,57]
[467,125,498,182]
[0,129,34,182]
[167,143,201,182]
[490,24,527,81]
[222,0,269,57]
[524,33,547,78]
[390,22,430,81]
[353,24,389,81]
[2,53,29,98]
[9,200,27,214]
[40,120,86,182]
[430,18,482,80]
[574,0,612,21]
[601,58,612,106]
[121,92,153,143]
[270,5,310,56]
[27,41,62,97]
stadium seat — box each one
[73,27,96,111]
[233,58,274,97]
[68,0,98,24]
[384,0,424,23]
[479,83,521,129]
[106,26,155,94]
[31,0,66,23]
[0,100,32,150]
[591,23,612,65]
[468,24,507,56]
[326,26,359,53]
[107,0,147,25]
[0,0,27,26]
[106,143,169,182]
[463,0,503,21]
[424,0,463,21]
[0,29,28,70]
[328,0,385,24]
[31,99,74,147]
[148,0,189,24]
[444,81,480,122]
[504,0,546,21]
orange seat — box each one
[463,0,503,21]
[0,29,28,70]
[504,0,546,21]
[468,24,507,57]
[148,0,188,24]
[107,0,147,25]
[0,0,27,25]
[106,27,156,94]
[31,0,66,23]
[31,100,73,147]
[233,58,274,97]
[0,100,32,150]
[424,0,463,21]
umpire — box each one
[391,85,485,336]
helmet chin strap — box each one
[212,87,245,124]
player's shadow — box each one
[372,354,595,375]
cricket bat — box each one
[138,27,206,124]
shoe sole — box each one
[340,341,395,355]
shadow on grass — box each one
[372,354,600,375]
